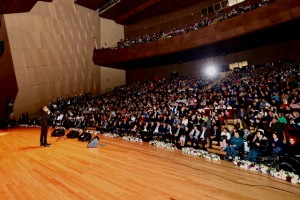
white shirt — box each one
[200,130,206,139]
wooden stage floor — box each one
[0,128,299,200]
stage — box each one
[0,128,299,200]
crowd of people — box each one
[12,57,300,174]
[112,0,275,49]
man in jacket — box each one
[245,129,269,162]
[40,106,51,147]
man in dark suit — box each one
[40,106,51,147]
[198,126,209,150]
[186,125,200,149]
[209,125,221,148]
[152,121,162,140]
[170,124,182,145]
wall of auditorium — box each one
[100,17,124,49]
[99,17,126,92]
[4,0,101,117]
[0,17,18,118]
[100,67,125,92]
[126,39,300,83]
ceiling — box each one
[75,0,204,25]
[0,0,52,15]
[74,0,107,11]
[0,0,204,25]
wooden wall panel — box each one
[5,0,101,118]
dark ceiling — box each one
[0,0,204,25]
[74,0,107,11]
[75,0,204,25]
[0,0,52,15]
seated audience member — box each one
[181,116,189,128]
[289,99,300,109]
[268,117,283,138]
[253,116,264,130]
[201,115,212,130]
[113,121,121,135]
[148,121,156,140]
[99,120,108,133]
[172,124,183,145]
[129,122,138,137]
[198,126,209,150]
[277,112,287,124]
[271,132,284,157]
[225,131,244,160]
[246,129,269,162]
[186,125,200,148]
[289,111,300,133]
[141,122,150,141]
[234,118,245,136]
[166,124,174,143]
[278,137,300,175]
[209,125,220,149]
[220,127,231,151]
[119,119,129,137]
[243,128,253,152]
[243,129,251,141]
[160,122,168,142]
[173,116,181,127]
[284,137,300,157]
[153,122,162,140]
[180,126,189,147]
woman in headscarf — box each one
[284,137,300,158]
[278,137,300,175]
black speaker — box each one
[78,132,92,142]
[51,128,65,137]
[66,130,80,138]
[0,41,4,57]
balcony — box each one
[93,0,300,69]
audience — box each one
[12,56,299,175]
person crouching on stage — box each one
[40,106,51,147]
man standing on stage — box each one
[40,106,51,147]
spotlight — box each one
[206,66,217,77]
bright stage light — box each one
[206,66,217,76]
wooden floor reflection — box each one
[0,128,299,200]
